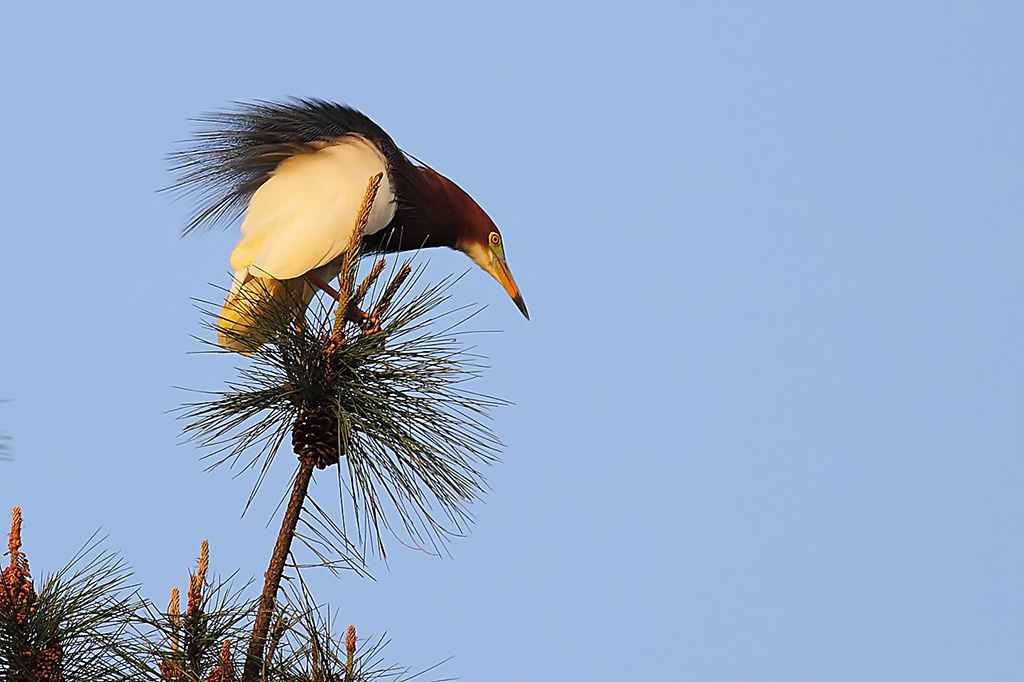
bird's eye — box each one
[489,232,501,246]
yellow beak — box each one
[464,240,529,320]
[493,255,529,320]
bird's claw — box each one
[343,302,380,336]
[361,315,381,336]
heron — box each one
[173,98,528,351]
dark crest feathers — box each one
[169,98,406,234]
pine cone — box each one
[292,404,342,469]
[207,640,235,682]
[161,659,185,681]
[30,642,63,682]
[0,557,36,624]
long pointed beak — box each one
[493,257,530,320]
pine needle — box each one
[180,261,506,562]
[0,519,139,682]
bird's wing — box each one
[170,99,403,234]
[230,136,396,280]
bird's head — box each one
[457,222,529,321]
[416,168,529,320]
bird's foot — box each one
[362,316,381,336]
[344,303,380,335]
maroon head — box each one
[383,165,529,319]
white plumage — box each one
[219,136,396,351]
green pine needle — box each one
[132,576,256,680]
[132,555,449,682]
[0,535,139,682]
[180,261,507,560]
[266,571,453,682]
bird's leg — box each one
[303,271,341,300]
[304,271,379,334]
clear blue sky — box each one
[2,2,1023,679]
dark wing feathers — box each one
[169,98,403,234]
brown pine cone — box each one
[292,404,342,469]
[30,643,63,682]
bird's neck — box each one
[371,165,468,252]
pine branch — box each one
[132,542,449,682]
[334,173,384,341]
[132,542,255,681]
[181,267,504,561]
[242,461,314,681]
[0,507,140,682]
[179,174,506,680]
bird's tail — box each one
[218,270,315,353]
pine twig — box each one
[345,625,356,681]
[248,175,388,678]
[242,460,314,682]
[353,259,387,311]
[263,614,289,677]
[372,264,413,320]
[333,172,384,341]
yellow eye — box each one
[488,231,501,247]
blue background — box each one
[2,2,1023,679]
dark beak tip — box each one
[513,294,529,320]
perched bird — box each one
[172,98,527,351]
